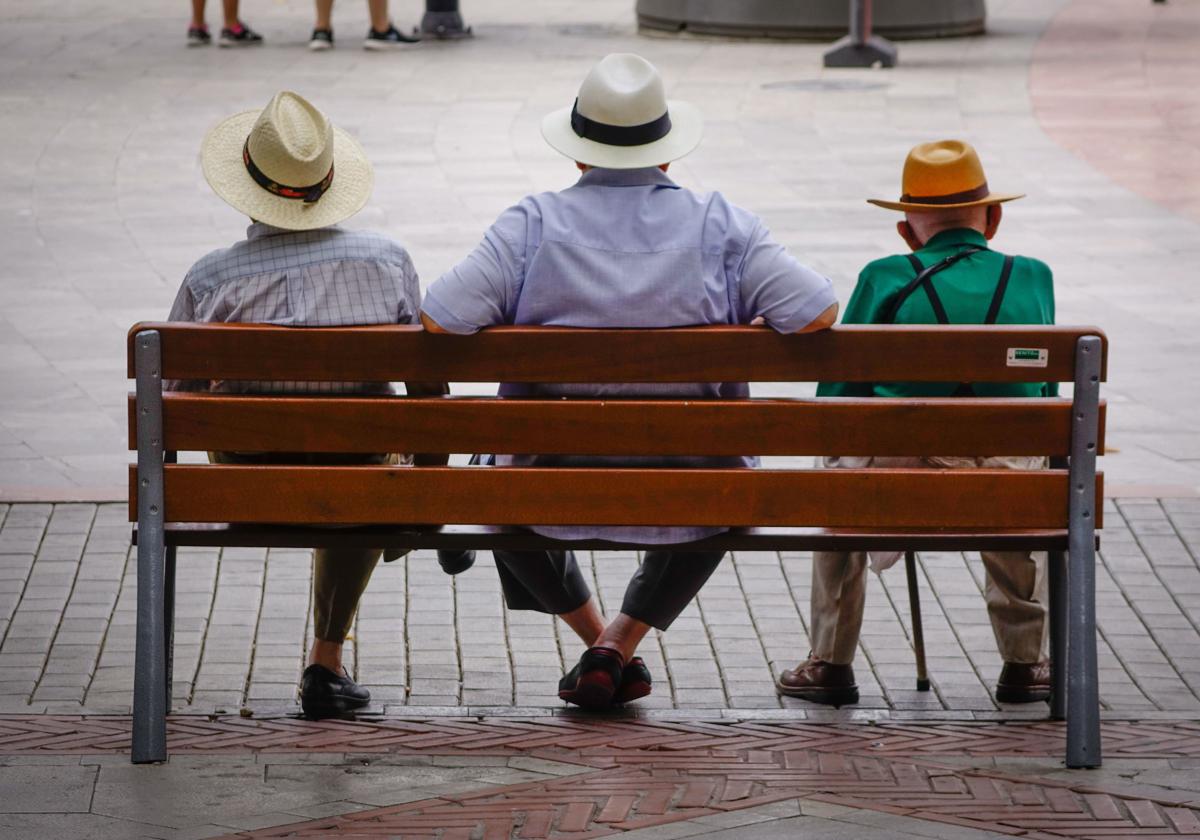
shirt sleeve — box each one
[395,248,422,326]
[167,279,195,323]
[737,220,837,334]
[421,205,527,334]
[1039,260,1060,398]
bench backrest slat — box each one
[128,323,1108,383]
[129,465,1101,529]
[127,323,1108,534]
[130,394,1105,457]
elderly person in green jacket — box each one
[777,139,1057,708]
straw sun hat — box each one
[541,53,703,170]
[200,91,373,230]
[868,139,1024,212]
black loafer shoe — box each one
[437,549,476,575]
[300,664,370,719]
[558,647,624,711]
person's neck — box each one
[919,225,985,247]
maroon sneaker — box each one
[776,656,859,707]
[614,656,652,704]
[559,646,624,711]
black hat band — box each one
[570,99,672,147]
[243,139,334,204]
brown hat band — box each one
[900,182,990,205]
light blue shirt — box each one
[422,166,837,544]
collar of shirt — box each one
[922,227,988,252]
[575,166,680,189]
[245,221,338,240]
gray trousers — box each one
[493,548,725,631]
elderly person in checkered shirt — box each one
[169,91,467,719]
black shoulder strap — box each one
[920,280,951,325]
[983,255,1015,325]
[882,246,983,325]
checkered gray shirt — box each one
[168,223,421,393]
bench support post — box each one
[1048,549,1068,720]
[164,543,176,711]
[132,330,169,764]
[904,551,930,691]
[1066,336,1102,768]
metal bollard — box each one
[824,0,897,69]
[420,0,472,39]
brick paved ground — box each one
[2,499,1199,719]
[6,716,1200,838]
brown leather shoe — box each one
[996,659,1051,703]
[776,657,859,707]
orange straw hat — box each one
[868,139,1024,212]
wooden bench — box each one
[127,323,1107,767]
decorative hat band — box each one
[242,139,334,204]
[899,182,990,206]
[569,99,672,147]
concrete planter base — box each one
[636,0,985,40]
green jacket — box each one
[817,228,1057,398]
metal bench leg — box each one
[904,551,930,692]
[164,544,176,711]
[1067,336,1102,769]
[1048,549,1067,721]
[132,330,168,764]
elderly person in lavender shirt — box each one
[421,54,839,711]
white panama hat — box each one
[200,91,373,231]
[541,53,703,170]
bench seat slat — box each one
[129,323,1108,383]
[133,394,1104,457]
[131,465,1102,529]
[142,523,1080,553]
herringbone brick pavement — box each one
[5,715,1200,759]
[5,715,1200,838]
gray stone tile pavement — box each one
[0,751,593,839]
[1,0,1198,499]
[1,500,1198,718]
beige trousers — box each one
[809,455,1049,666]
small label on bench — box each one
[1007,348,1048,368]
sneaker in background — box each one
[363,24,420,50]
[187,26,211,46]
[219,21,264,47]
[309,28,334,51]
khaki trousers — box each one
[209,451,409,643]
[810,455,1049,666]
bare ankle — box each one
[308,639,344,673]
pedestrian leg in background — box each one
[190,0,262,46]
